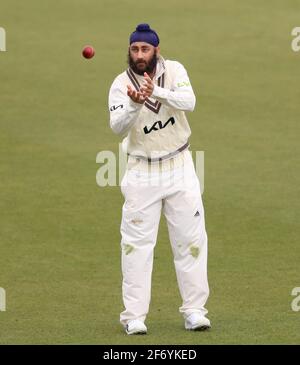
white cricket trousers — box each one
[119,150,209,326]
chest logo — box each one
[143,116,175,135]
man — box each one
[108,23,210,335]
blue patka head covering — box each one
[129,23,160,47]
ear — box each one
[155,46,160,55]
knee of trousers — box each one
[171,220,207,246]
[120,222,158,253]
[120,204,159,247]
[171,229,208,262]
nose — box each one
[137,50,144,59]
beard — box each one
[128,50,158,75]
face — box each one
[128,42,159,75]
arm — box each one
[140,62,196,112]
[108,78,144,136]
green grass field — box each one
[1,0,300,344]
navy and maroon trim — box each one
[126,68,164,114]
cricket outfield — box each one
[0,0,299,344]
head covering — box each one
[129,23,159,47]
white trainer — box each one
[125,320,147,335]
[185,313,211,331]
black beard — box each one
[128,50,158,75]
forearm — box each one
[152,85,196,112]
[110,99,143,136]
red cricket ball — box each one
[82,45,95,59]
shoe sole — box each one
[126,330,147,335]
[189,325,211,331]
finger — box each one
[127,85,133,96]
[140,89,148,97]
[143,79,153,92]
[144,72,151,81]
[132,90,137,99]
[144,78,152,87]
[144,74,151,82]
[141,85,151,93]
[139,86,146,94]
[137,93,145,103]
[141,83,151,92]
[141,85,153,97]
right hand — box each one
[127,85,145,104]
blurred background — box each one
[0,0,299,344]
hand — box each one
[127,85,145,104]
[140,72,154,98]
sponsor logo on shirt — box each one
[177,81,190,87]
[143,116,175,135]
[110,104,124,111]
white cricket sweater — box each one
[108,56,196,169]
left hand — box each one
[140,72,154,98]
